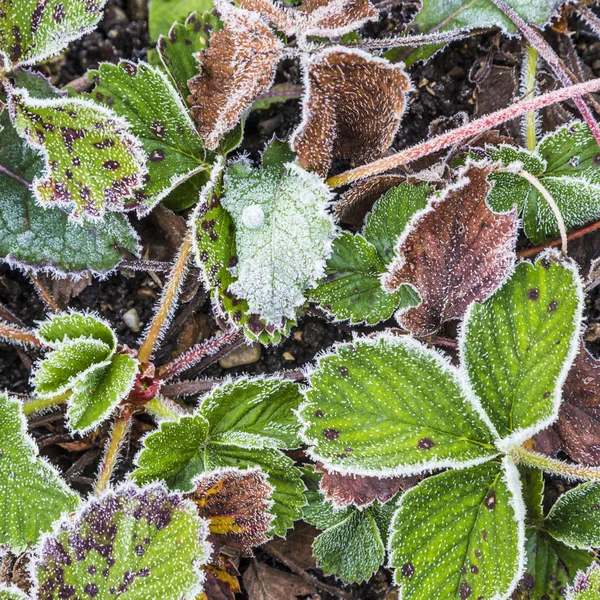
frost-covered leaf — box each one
[88,61,211,215]
[188,467,273,555]
[188,7,282,149]
[38,310,115,349]
[0,587,28,600]
[200,558,240,600]
[315,462,407,508]
[149,0,214,40]
[33,483,210,600]
[133,378,305,536]
[0,393,79,552]
[68,353,138,432]
[515,529,593,600]
[0,106,139,275]
[461,251,583,448]
[0,0,106,69]
[291,48,411,176]
[311,182,426,325]
[299,334,498,477]
[533,342,600,465]
[487,122,600,243]
[545,483,600,549]
[217,160,334,329]
[237,0,378,37]
[568,563,600,599]
[8,88,147,220]
[412,0,565,37]
[157,11,221,101]
[383,164,518,337]
[389,459,524,600]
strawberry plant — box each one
[5,0,600,598]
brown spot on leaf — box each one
[548,300,558,312]
[149,149,166,162]
[484,491,496,511]
[401,563,415,578]
[460,582,472,599]
[338,365,349,376]
[528,288,539,300]
[103,160,120,171]
[417,438,435,450]
[323,429,340,440]
[314,410,324,418]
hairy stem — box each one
[95,411,133,494]
[22,392,70,416]
[513,446,600,481]
[144,396,186,420]
[159,329,245,381]
[578,5,600,39]
[0,320,42,347]
[326,78,600,188]
[522,44,539,151]
[489,0,600,145]
[137,157,224,363]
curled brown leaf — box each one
[382,163,518,337]
[188,7,283,149]
[291,48,411,176]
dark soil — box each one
[4,1,600,598]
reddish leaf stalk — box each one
[0,320,42,347]
[159,329,245,381]
[518,218,600,258]
[489,0,600,146]
[326,77,600,188]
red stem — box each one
[518,218,600,258]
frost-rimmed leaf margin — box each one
[297,331,499,478]
[457,248,584,453]
[0,585,28,600]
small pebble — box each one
[219,342,261,368]
[123,308,141,332]
[282,352,295,361]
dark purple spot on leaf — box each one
[548,301,558,312]
[338,365,348,376]
[315,410,324,418]
[459,582,472,599]
[401,563,415,578]
[484,491,496,511]
[528,288,539,301]
[418,438,435,450]
[149,149,166,162]
[323,428,340,440]
[103,160,121,171]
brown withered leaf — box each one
[532,342,600,465]
[243,560,316,600]
[315,462,413,507]
[382,163,518,337]
[237,0,377,37]
[291,48,411,176]
[188,467,274,556]
[199,558,241,600]
[188,7,283,149]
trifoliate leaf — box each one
[412,0,565,37]
[33,483,210,600]
[88,61,211,215]
[68,353,138,432]
[0,393,79,552]
[218,160,335,329]
[38,311,116,349]
[388,459,525,600]
[157,11,221,101]
[461,251,583,448]
[568,563,600,599]
[133,378,306,536]
[188,467,274,555]
[8,87,147,220]
[514,528,592,600]
[311,182,426,325]
[0,106,139,275]
[545,483,600,549]
[487,122,600,243]
[383,164,518,336]
[149,0,214,40]
[0,0,106,70]
[299,334,498,477]
[188,7,283,149]
[291,48,411,176]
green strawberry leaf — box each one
[88,61,211,215]
[8,87,147,220]
[311,182,426,325]
[32,338,112,397]
[0,393,79,552]
[0,0,106,70]
[33,483,210,600]
[38,311,116,349]
[461,251,583,448]
[546,483,600,549]
[0,587,28,600]
[519,465,544,521]
[157,11,222,101]
[218,160,335,330]
[133,378,306,536]
[514,528,592,600]
[568,563,600,598]
[299,335,498,477]
[149,0,214,40]
[0,105,139,275]
[68,353,138,433]
[487,123,600,243]
[389,459,524,600]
